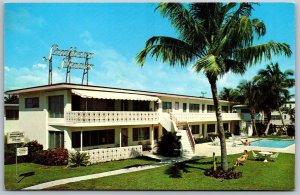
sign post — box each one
[7,132,26,182]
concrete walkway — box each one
[23,163,167,190]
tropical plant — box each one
[69,151,90,167]
[237,80,260,136]
[136,3,291,171]
[219,87,242,111]
[254,62,295,135]
[4,95,19,104]
[157,132,181,157]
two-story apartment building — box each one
[5,83,242,159]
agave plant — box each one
[69,151,90,167]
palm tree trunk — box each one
[264,111,272,135]
[278,108,285,127]
[209,78,228,171]
[249,108,258,136]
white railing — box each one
[171,113,241,122]
[66,111,159,124]
[82,145,143,164]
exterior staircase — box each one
[159,112,196,158]
[176,122,196,158]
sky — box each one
[4,2,295,98]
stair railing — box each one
[183,122,196,153]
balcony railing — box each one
[66,111,159,124]
[171,113,241,122]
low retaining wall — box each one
[82,145,143,164]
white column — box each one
[80,130,83,152]
[119,129,122,148]
[228,122,231,133]
[150,126,154,148]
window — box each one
[207,124,216,133]
[191,125,200,134]
[207,105,215,113]
[25,97,39,108]
[162,102,172,112]
[133,101,150,111]
[133,127,150,141]
[271,115,281,120]
[49,95,64,118]
[189,103,200,113]
[241,109,249,113]
[284,115,287,120]
[5,109,19,120]
[72,129,115,148]
[49,131,64,149]
[183,103,187,112]
[202,104,205,113]
[175,102,179,110]
[223,123,229,131]
[222,106,229,113]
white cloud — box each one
[4,66,10,72]
[33,63,47,69]
[6,9,46,33]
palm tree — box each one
[136,3,292,171]
[237,80,260,136]
[254,62,295,135]
[4,95,19,104]
[219,87,241,110]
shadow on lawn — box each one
[165,160,222,178]
[18,171,35,183]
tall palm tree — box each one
[219,87,241,110]
[136,3,291,171]
[254,62,294,135]
[237,80,260,136]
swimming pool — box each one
[250,139,295,148]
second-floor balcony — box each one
[66,111,160,126]
[171,112,242,122]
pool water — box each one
[250,139,295,148]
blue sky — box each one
[4,3,295,98]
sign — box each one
[7,132,25,144]
[17,147,28,156]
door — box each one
[121,128,128,146]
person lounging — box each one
[241,139,251,146]
[234,150,249,166]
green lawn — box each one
[47,153,295,191]
[4,157,158,190]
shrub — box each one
[69,151,90,167]
[22,140,43,162]
[204,166,242,179]
[33,148,69,166]
[287,125,295,137]
[4,143,24,165]
[157,132,181,157]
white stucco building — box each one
[5,83,243,161]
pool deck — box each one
[195,138,295,158]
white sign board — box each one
[7,132,25,144]
[17,147,28,156]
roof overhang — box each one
[71,89,161,102]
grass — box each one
[47,153,295,191]
[4,156,158,190]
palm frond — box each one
[192,54,226,77]
[136,36,198,67]
[156,3,207,47]
[235,42,292,65]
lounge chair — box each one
[210,137,219,146]
[251,150,260,160]
[269,152,279,161]
[229,133,236,140]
